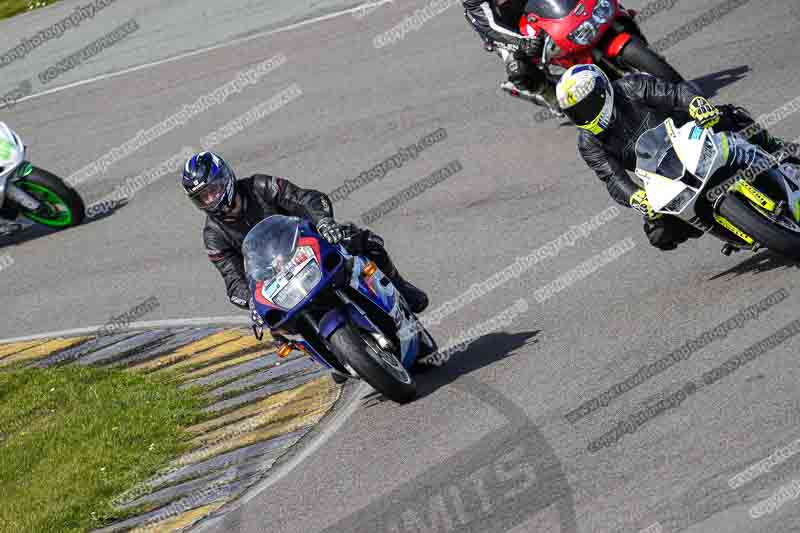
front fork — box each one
[710,179,786,254]
[3,162,41,212]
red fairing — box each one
[254,280,279,307]
[605,32,632,58]
[519,15,540,37]
[298,237,321,262]
[518,0,621,70]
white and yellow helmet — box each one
[556,65,614,135]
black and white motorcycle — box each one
[635,118,800,259]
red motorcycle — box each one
[517,0,682,86]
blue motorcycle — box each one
[243,215,438,403]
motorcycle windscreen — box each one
[242,215,300,283]
[524,0,578,19]
[635,122,686,180]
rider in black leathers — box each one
[182,152,428,314]
[557,66,796,250]
[462,0,560,113]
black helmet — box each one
[182,151,237,215]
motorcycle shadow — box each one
[362,330,542,406]
[0,198,127,248]
[709,249,800,281]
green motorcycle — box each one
[0,123,84,232]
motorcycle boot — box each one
[501,57,564,117]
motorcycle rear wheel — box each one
[328,322,416,404]
[718,194,800,259]
[618,36,683,82]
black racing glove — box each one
[514,34,544,58]
[643,217,701,251]
[317,217,344,244]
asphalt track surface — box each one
[4,0,800,531]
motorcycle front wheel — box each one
[14,166,85,227]
[328,322,416,404]
[618,36,683,83]
[718,194,800,259]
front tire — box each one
[618,36,683,82]
[328,322,416,404]
[14,166,85,227]
[718,194,800,259]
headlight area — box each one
[663,189,697,214]
[274,260,322,309]
[569,0,614,45]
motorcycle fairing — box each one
[347,254,420,367]
[635,119,726,216]
[0,123,25,208]
[250,223,344,330]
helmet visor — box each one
[186,161,235,213]
[563,78,610,127]
[188,179,227,211]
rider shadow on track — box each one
[689,65,750,99]
[361,330,542,406]
[0,198,128,248]
[709,249,800,280]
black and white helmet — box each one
[556,64,615,135]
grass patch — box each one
[0,365,208,532]
[0,1,60,21]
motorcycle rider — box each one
[555,64,797,250]
[463,0,562,115]
[182,151,429,320]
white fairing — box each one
[0,122,25,205]
[644,174,688,212]
[635,119,726,220]
[0,122,24,175]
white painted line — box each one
[0,316,250,344]
[13,0,396,105]
[194,381,371,532]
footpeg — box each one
[721,244,735,256]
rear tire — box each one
[618,36,683,82]
[328,323,416,404]
[14,166,85,227]
[718,194,800,259]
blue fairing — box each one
[356,274,395,314]
[319,308,347,339]
[250,220,343,330]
